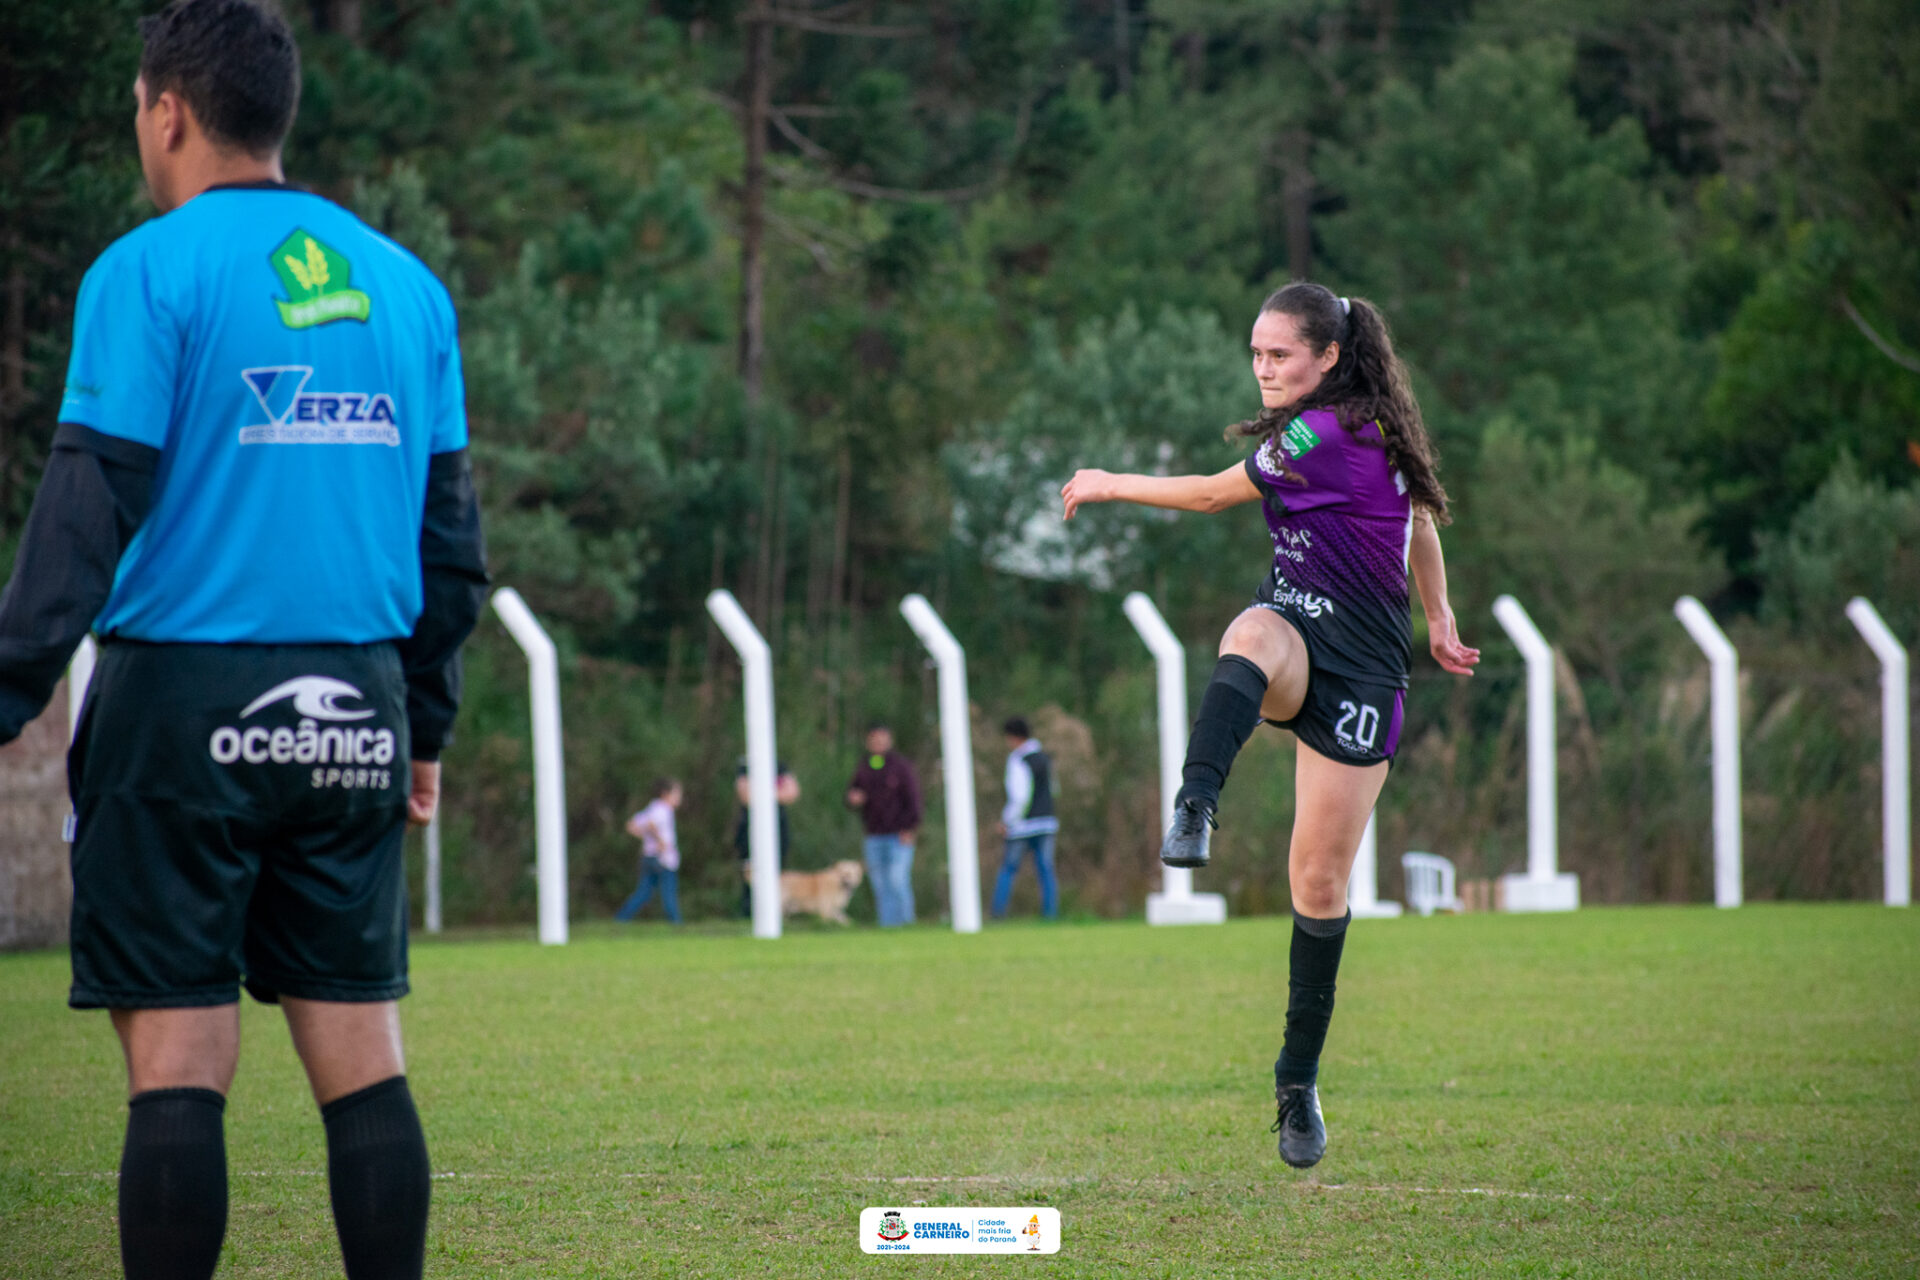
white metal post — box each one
[67,636,97,740]
[424,809,443,934]
[1490,595,1579,911]
[899,594,983,934]
[706,590,782,939]
[1347,813,1403,917]
[1673,597,1743,907]
[1123,592,1227,926]
[1846,597,1910,907]
[491,588,568,945]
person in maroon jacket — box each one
[844,722,923,926]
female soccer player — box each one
[1061,282,1478,1167]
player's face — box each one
[132,76,175,212]
[1251,310,1339,409]
[866,728,893,754]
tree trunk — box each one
[1281,128,1314,281]
[704,523,726,678]
[739,8,772,403]
[829,439,851,630]
[768,448,789,641]
[1113,0,1133,95]
[2,246,26,515]
[312,0,362,42]
[1180,30,1206,90]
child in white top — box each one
[616,778,683,923]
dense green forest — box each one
[3,0,1916,920]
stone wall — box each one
[0,679,72,951]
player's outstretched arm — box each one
[0,425,157,744]
[1409,510,1479,676]
[1060,463,1258,520]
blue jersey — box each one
[56,185,467,644]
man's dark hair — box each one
[865,721,891,735]
[650,777,679,799]
[1003,717,1030,739]
[139,0,300,156]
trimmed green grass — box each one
[3,905,1917,1277]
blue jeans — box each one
[864,834,916,927]
[992,832,1057,919]
[616,858,680,923]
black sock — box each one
[323,1075,431,1280]
[119,1087,228,1280]
[1277,910,1351,1086]
[1176,655,1270,812]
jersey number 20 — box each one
[1336,700,1379,750]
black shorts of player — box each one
[67,640,412,1010]
[1249,592,1407,768]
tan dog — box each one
[744,859,866,924]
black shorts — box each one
[1250,586,1407,766]
[68,641,412,1010]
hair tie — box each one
[1339,296,1351,316]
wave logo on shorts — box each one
[241,676,375,722]
[238,365,400,447]
[210,675,396,790]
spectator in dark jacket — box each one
[845,723,923,926]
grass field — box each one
[3,905,1916,1277]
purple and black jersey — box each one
[1244,409,1414,688]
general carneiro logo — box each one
[859,1207,1059,1255]
[269,228,372,329]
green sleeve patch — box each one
[1279,415,1320,459]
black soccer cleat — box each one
[1272,1081,1327,1168]
[1159,799,1216,868]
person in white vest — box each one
[992,717,1059,919]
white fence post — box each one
[424,809,443,935]
[491,588,568,945]
[899,594,983,934]
[1490,595,1579,911]
[1123,593,1227,926]
[1846,598,1911,907]
[706,590,782,939]
[67,636,97,740]
[1347,814,1403,917]
[1674,596,1743,908]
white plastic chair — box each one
[1400,852,1463,917]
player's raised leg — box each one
[284,998,429,1280]
[110,1006,241,1280]
[1271,745,1388,1168]
[1160,607,1309,868]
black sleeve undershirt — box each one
[0,429,487,757]
[398,448,490,762]
[0,423,158,743]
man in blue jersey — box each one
[0,4,488,1278]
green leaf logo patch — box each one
[1280,416,1320,459]
[269,229,372,329]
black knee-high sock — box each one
[1277,910,1351,1086]
[1176,655,1270,811]
[323,1076,431,1280]
[119,1087,228,1280]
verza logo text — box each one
[208,676,397,791]
[239,366,400,447]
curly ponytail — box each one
[1227,282,1450,524]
